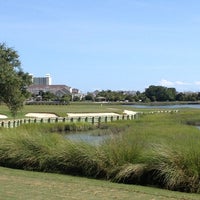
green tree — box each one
[0,43,32,116]
[145,85,177,102]
[42,91,56,101]
[59,94,71,104]
[84,93,94,101]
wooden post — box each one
[8,121,11,128]
[13,121,16,128]
[98,117,101,127]
[105,116,107,123]
[1,121,4,128]
[111,116,113,122]
[92,117,95,124]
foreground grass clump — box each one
[0,124,102,177]
[1,110,200,193]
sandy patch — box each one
[67,113,120,117]
[25,113,58,118]
[123,110,138,115]
[25,110,137,119]
[0,114,8,119]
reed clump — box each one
[1,110,200,193]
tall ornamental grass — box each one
[1,110,200,192]
[0,126,105,177]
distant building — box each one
[28,85,72,97]
[31,74,52,86]
[71,88,83,100]
[28,74,81,98]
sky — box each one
[1,0,200,93]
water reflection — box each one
[65,131,110,145]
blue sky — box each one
[1,0,200,93]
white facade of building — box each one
[32,74,52,86]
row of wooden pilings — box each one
[0,110,179,128]
[0,114,138,128]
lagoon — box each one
[65,131,110,145]
[127,104,200,109]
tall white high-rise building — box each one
[32,74,52,85]
[45,74,52,85]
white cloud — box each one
[157,79,200,92]
[159,79,192,88]
[175,81,191,85]
[159,79,174,87]
[195,81,200,85]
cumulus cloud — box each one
[159,79,174,87]
[175,81,191,85]
[157,79,200,91]
[159,79,192,87]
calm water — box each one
[65,132,109,145]
[65,104,200,144]
[127,104,200,109]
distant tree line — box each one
[84,86,200,103]
[34,86,200,103]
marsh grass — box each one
[1,110,200,192]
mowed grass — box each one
[0,103,129,118]
[0,102,175,119]
[1,167,200,200]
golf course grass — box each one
[1,166,200,200]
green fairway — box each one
[0,167,199,200]
[0,103,130,119]
[0,102,174,119]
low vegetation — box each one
[2,167,200,200]
[1,109,200,194]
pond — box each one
[196,126,200,130]
[127,104,200,109]
[64,130,110,145]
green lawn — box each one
[0,103,129,118]
[0,167,199,200]
[0,102,171,119]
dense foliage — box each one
[0,43,32,116]
[1,110,200,193]
[90,86,200,102]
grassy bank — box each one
[0,102,172,119]
[1,109,200,193]
[2,167,200,200]
[0,103,128,119]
